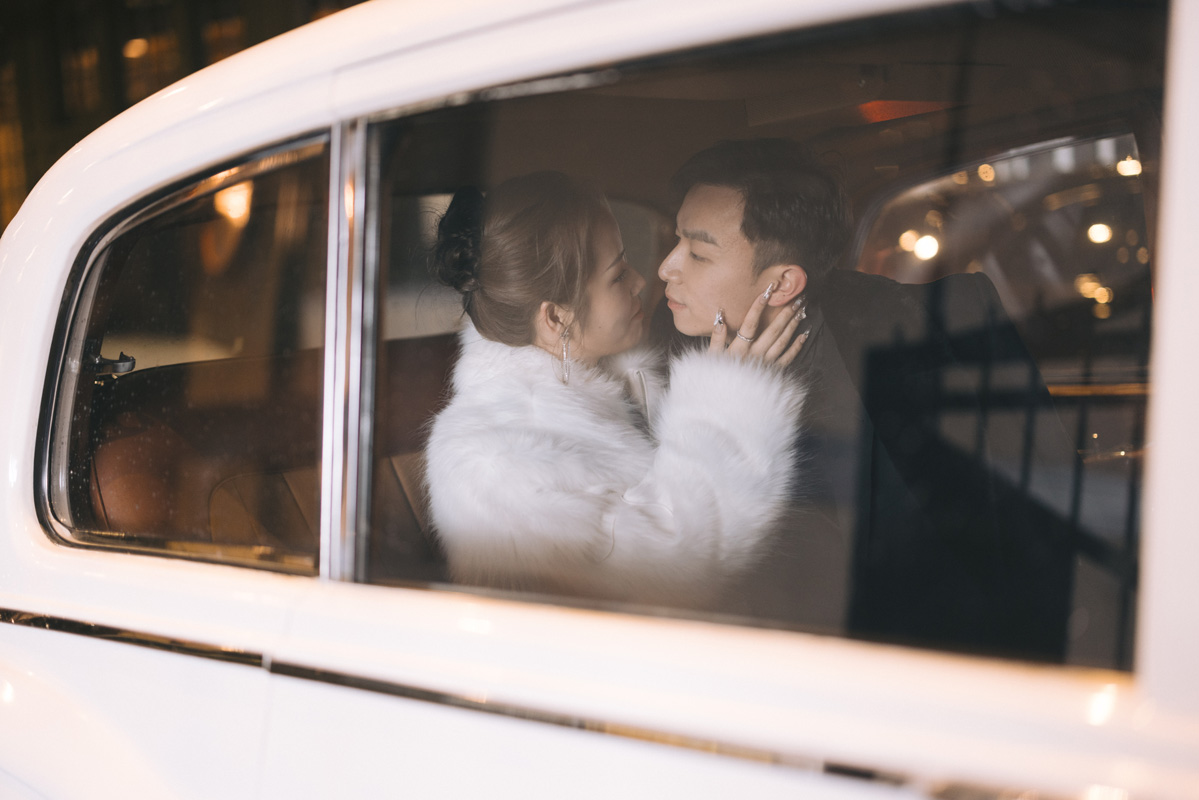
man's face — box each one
[658,184,763,336]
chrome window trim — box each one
[36,132,330,572]
[0,608,263,667]
[320,119,368,581]
[0,605,922,795]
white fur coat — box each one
[426,324,806,609]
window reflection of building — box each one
[202,17,246,65]
[61,46,103,116]
[0,0,367,235]
[858,132,1152,668]
[0,63,25,229]
[123,34,181,104]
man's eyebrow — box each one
[679,227,718,246]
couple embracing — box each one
[426,137,1074,659]
[425,139,843,614]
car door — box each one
[258,0,1199,797]
[1,132,334,797]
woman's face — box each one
[572,212,646,364]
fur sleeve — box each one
[621,350,807,576]
[545,351,806,605]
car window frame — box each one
[36,130,335,575]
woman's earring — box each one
[560,329,571,385]
[794,294,807,322]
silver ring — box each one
[735,331,754,342]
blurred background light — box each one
[913,234,939,260]
[1088,223,1113,244]
[1116,157,1142,177]
[898,229,919,251]
[123,38,150,60]
[1074,273,1101,297]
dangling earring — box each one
[794,293,808,323]
[560,329,571,385]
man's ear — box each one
[533,300,573,349]
[766,264,808,306]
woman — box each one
[426,171,807,609]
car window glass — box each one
[360,1,1164,671]
[47,137,330,573]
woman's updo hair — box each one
[434,171,611,346]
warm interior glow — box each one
[857,100,954,124]
[898,229,919,251]
[977,164,995,182]
[1088,223,1113,244]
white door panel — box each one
[0,622,269,800]
[260,665,926,799]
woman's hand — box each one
[709,283,808,368]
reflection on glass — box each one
[1086,683,1118,726]
[214,183,252,227]
[858,131,1152,670]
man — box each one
[655,139,1075,662]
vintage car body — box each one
[1,0,1197,797]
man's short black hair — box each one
[671,138,853,279]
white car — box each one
[1,0,1197,797]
